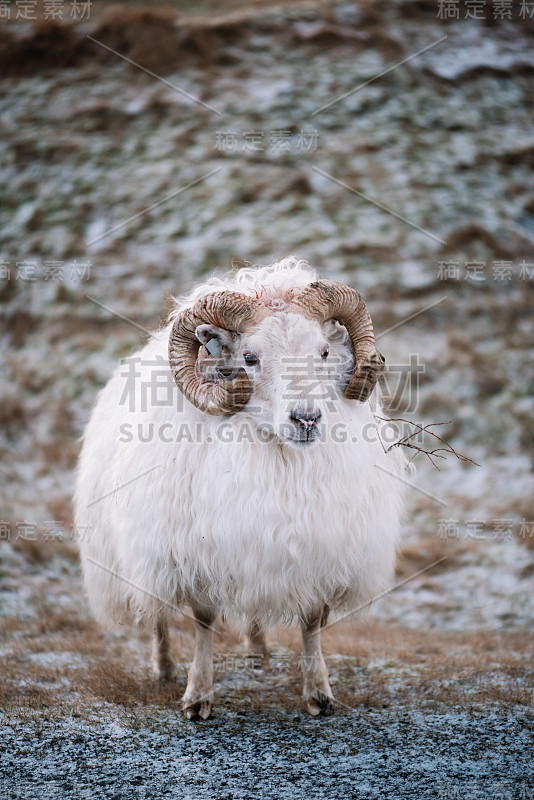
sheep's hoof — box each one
[183,700,212,721]
[305,692,334,717]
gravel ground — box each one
[2,708,533,800]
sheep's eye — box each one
[321,346,329,360]
[243,352,259,366]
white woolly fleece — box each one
[75,259,408,628]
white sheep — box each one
[74,258,407,718]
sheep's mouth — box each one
[284,432,321,448]
[281,422,323,447]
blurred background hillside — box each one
[0,2,533,777]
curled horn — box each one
[168,292,269,415]
[290,280,385,402]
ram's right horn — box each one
[168,292,269,415]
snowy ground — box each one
[1,1,533,797]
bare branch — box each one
[374,416,481,469]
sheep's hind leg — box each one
[182,603,217,720]
[245,620,270,665]
[151,616,178,682]
[300,606,334,716]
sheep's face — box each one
[195,313,353,447]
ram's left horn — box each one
[290,280,385,402]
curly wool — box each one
[75,259,407,628]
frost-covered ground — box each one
[1,1,533,797]
[2,708,533,800]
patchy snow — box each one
[1,0,533,794]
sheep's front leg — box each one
[182,603,217,720]
[151,616,178,682]
[300,606,333,716]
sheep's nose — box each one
[290,408,322,430]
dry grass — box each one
[0,6,254,77]
[10,532,79,565]
[38,397,79,470]
[0,394,26,434]
[84,659,185,708]
[6,0,527,82]
[1,607,531,724]
[397,536,455,578]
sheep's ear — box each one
[322,320,338,336]
[195,324,236,357]
[323,319,346,342]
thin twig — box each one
[375,416,481,469]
